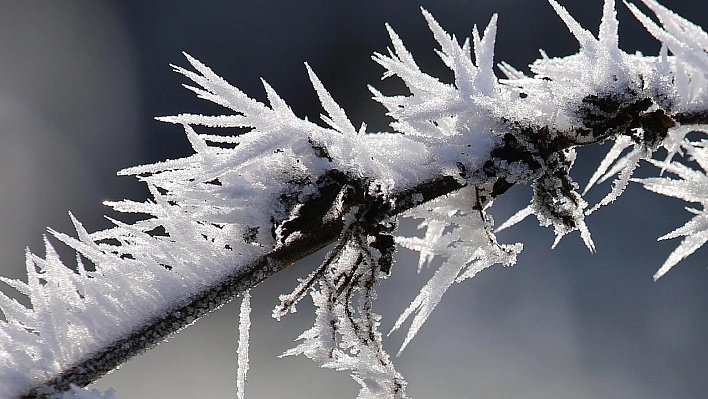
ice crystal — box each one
[393,187,521,353]
[237,290,251,399]
[278,206,406,398]
[584,0,708,206]
[635,137,708,280]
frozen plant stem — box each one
[20,175,463,398]
[7,0,708,397]
[22,107,707,397]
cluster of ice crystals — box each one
[579,0,708,207]
[627,0,708,112]
[279,208,406,399]
[577,1,708,279]
[635,135,708,280]
[497,0,631,129]
[370,9,501,174]
[394,187,522,353]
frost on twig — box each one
[635,136,708,280]
[2,0,708,398]
[393,186,522,354]
[277,203,405,398]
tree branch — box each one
[15,1,708,395]
[20,174,463,398]
[22,100,704,397]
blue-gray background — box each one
[0,1,706,398]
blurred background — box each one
[0,0,707,398]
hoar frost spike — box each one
[2,0,708,398]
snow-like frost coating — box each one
[1,0,708,398]
[237,290,251,399]
[635,136,708,280]
[393,186,522,354]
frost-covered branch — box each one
[18,172,461,398]
[4,0,708,398]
